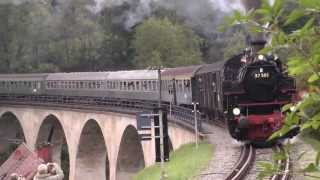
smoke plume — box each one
[94,0,246,35]
[0,0,29,5]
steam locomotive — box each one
[0,42,297,142]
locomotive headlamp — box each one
[290,106,296,112]
[258,54,265,60]
[233,107,241,116]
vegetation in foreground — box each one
[133,142,213,180]
[226,0,320,178]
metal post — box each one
[158,68,166,179]
[193,102,199,149]
[158,68,162,109]
[169,101,172,117]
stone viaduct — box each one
[0,105,196,180]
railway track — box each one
[271,145,290,180]
[225,145,255,180]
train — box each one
[0,42,298,143]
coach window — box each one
[132,82,135,91]
[184,80,190,92]
[122,82,126,91]
[115,81,118,90]
[175,80,179,92]
[147,81,151,91]
[120,82,123,90]
[151,81,156,91]
[136,81,140,91]
[127,82,131,91]
[106,81,109,89]
[212,82,216,92]
[141,81,145,91]
[108,81,111,89]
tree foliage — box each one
[132,18,203,68]
[226,0,320,178]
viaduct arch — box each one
[0,106,195,180]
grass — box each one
[133,142,213,180]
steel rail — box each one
[270,145,291,180]
[225,145,255,180]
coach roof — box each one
[161,65,202,80]
[46,72,110,81]
[107,70,158,80]
[0,74,48,81]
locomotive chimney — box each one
[241,0,266,53]
[251,39,266,54]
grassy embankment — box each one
[133,142,213,180]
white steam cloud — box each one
[94,0,246,34]
[0,0,29,5]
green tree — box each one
[0,3,34,73]
[132,18,203,68]
[227,0,320,178]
